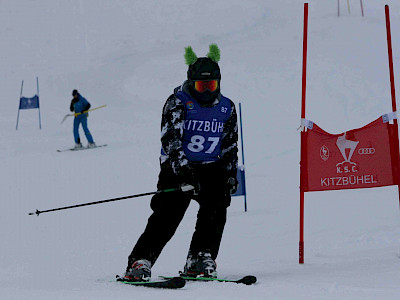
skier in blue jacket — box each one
[70,89,96,149]
[121,44,238,282]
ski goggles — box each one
[193,80,218,93]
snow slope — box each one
[1,0,400,299]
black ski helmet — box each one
[187,57,221,81]
[184,44,221,104]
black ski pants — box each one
[127,161,231,268]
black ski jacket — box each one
[160,81,238,181]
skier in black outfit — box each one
[122,44,238,282]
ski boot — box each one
[121,259,151,282]
[88,142,96,148]
[74,143,83,149]
[183,251,217,278]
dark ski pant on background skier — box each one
[127,161,231,268]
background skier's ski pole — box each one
[60,104,107,124]
[28,184,194,216]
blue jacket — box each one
[70,94,91,114]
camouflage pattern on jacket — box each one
[160,81,238,180]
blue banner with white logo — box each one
[19,95,39,110]
[16,77,41,130]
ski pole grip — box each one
[180,184,195,193]
[161,188,177,193]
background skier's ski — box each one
[57,144,107,152]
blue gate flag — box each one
[231,102,247,211]
[16,77,42,130]
[19,95,39,109]
[232,166,246,197]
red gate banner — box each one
[301,116,400,192]
[298,4,400,264]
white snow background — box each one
[1,0,399,299]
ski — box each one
[116,275,185,289]
[57,144,107,152]
[159,274,257,285]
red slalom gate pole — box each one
[385,6,397,119]
[299,3,309,264]
[385,5,400,209]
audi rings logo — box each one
[358,147,375,155]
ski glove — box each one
[177,164,200,195]
[226,177,238,195]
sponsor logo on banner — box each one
[320,145,329,161]
[358,147,375,155]
[335,132,359,173]
[319,132,378,188]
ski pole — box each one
[60,104,107,124]
[28,184,194,216]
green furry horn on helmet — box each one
[184,46,198,65]
[207,44,220,63]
